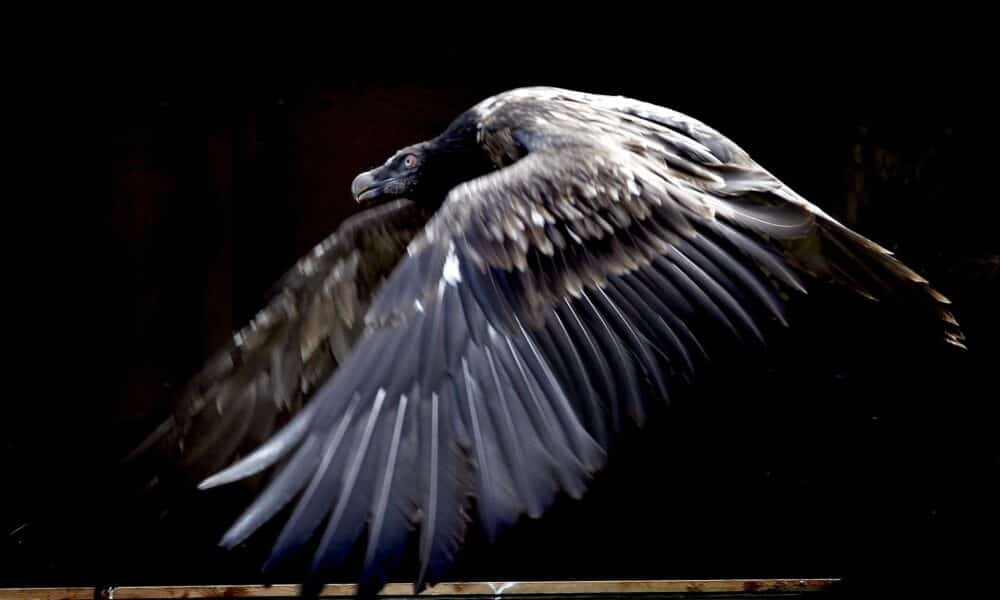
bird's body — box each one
[127,87,964,596]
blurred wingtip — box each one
[198,407,315,490]
[945,336,968,351]
[217,527,242,550]
[8,521,29,538]
[197,469,234,490]
[121,417,175,465]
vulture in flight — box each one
[126,87,965,596]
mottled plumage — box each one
[128,87,964,597]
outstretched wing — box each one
[202,89,963,596]
[124,199,431,497]
[475,87,962,347]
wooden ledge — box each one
[5,578,840,599]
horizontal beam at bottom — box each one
[5,578,840,599]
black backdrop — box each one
[10,27,1000,596]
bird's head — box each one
[351,142,431,205]
[351,112,495,207]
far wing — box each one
[124,199,431,497]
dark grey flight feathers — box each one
[127,87,964,596]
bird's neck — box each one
[418,118,496,205]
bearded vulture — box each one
[126,87,965,596]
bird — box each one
[124,86,965,597]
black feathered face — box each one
[352,113,496,206]
[352,143,429,204]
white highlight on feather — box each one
[627,174,640,196]
[443,242,462,285]
[414,299,424,313]
[365,393,409,568]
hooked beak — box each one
[351,169,386,204]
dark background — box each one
[10,27,1000,596]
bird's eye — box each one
[403,154,418,169]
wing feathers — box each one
[125,200,430,511]
[262,392,364,567]
[200,400,319,490]
[360,394,415,595]
[218,431,323,549]
[196,88,963,597]
[308,390,388,579]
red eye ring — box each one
[403,154,418,168]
